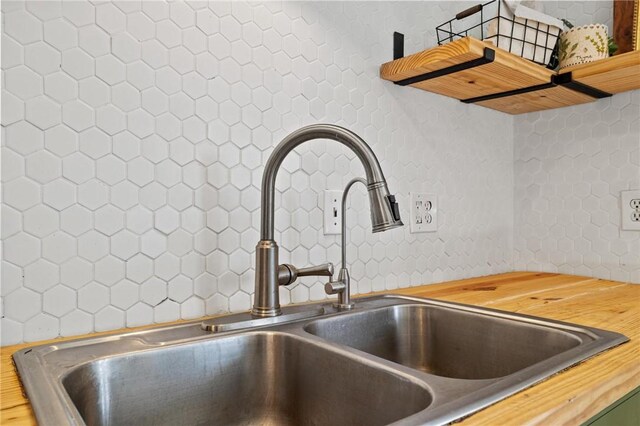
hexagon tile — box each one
[1,1,634,346]
[514,91,640,283]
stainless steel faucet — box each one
[324,177,366,310]
[252,124,403,318]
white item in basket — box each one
[485,2,562,65]
[503,1,545,15]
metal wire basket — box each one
[436,0,561,68]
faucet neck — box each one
[259,124,386,240]
[341,177,367,269]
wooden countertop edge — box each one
[529,365,640,425]
[2,271,638,425]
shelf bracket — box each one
[461,81,557,103]
[394,32,404,60]
[394,47,495,87]
[552,72,612,99]
[461,71,612,104]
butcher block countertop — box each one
[2,272,639,425]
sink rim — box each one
[304,300,600,342]
[303,302,594,380]
[13,294,629,426]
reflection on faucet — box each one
[252,124,403,318]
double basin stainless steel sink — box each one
[13,295,627,425]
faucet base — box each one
[250,306,282,318]
[333,303,355,311]
[203,306,324,332]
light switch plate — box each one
[409,193,437,233]
[323,190,342,235]
[621,190,640,231]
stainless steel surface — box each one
[304,304,583,379]
[324,279,346,295]
[365,181,404,233]
[63,332,432,426]
[252,124,403,318]
[296,263,335,278]
[14,295,628,426]
[341,177,368,269]
[278,263,335,286]
[201,305,325,332]
[326,268,355,310]
[253,239,281,317]
[258,124,401,241]
[325,177,367,309]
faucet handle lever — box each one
[324,280,346,295]
[278,263,334,286]
[297,263,334,277]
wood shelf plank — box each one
[560,50,640,95]
[380,37,553,101]
[381,37,640,114]
[477,86,595,114]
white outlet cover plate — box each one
[621,190,640,231]
[409,192,437,233]
[323,190,342,235]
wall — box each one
[542,0,612,28]
[513,92,640,283]
[1,1,514,345]
[512,1,640,283]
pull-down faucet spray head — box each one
[367,181,404,233]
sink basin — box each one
[13,295,627,425]
[56,332,431,426]
[304,304,583,379]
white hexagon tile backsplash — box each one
[0,0,635,346]
[514,92,640,283]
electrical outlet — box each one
[620,190,640,231]
[323,190,342,235]
[409,193,437,233]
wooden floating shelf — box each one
[560,50,640,94]
[380,37,640,115]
